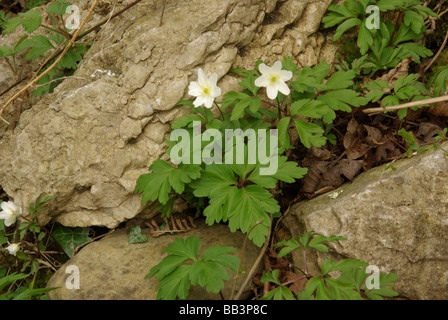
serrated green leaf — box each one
[260,269,281,285]
[293,119,326,148]
[155,264,192,300]
[201,246,239,273]
[189,260,229,293]
[163,236,200,261]
[323,70,356,90]
[317,89,367,112]
[135,160,201,205]
[18,9,42,33]
[58,44,87,69]
[47,0,71,15]
[147,254,191,280]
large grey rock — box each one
[0,0,336,228]
[46,220,262,300]
[282,144,448,300]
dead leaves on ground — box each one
[300,116,446,198]
[301,118,403,197]
[253,247,307,299]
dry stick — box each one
[32,76,88,89]
[77,0,144,39]
[160,0,167,26]
[363,95,448,114]
[1,0,143,101]
[230,220,264,301]
[233,215,273,301]
[423,28,448,74]
[0,0,100,125]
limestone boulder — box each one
[46,220,262,300]
[0,0,336,228]
[282,144,448,300]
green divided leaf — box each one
[293,119,326,149]
[147,236,240,300]
[19,35,54,60]
[52,225,91,258]
[4,9,42,34]
[135,160,201,206]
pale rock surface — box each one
[0,0,336,227]
[282,144,448,300]
[46,220,262,300]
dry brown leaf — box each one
[376,58,412,90]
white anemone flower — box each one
[254,61,293,100]
[6,243,20,256]
[188,68,221,109]
[0,201,22,227]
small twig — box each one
[281,275,307,287]
[270,205,291,248]
[423,28,448,74]
[32,76,88,89]
[363,95,448,114]
[160,0,167,26]
[233,215,272,300]
[77,0,144,39]
[230,220,264,300]
[41,24,71,38]
[0,0,100,124]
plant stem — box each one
[230,220,263,300]
[214,102,224,120]
[233,214,272,300]
[363,95,448,114]
[0,0,100,124]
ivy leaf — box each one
[128,226,148,244]
[52,225,91,258]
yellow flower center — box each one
[269,74,278,84]
[202,85,211,96]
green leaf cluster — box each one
[364,74,429,118]
[324,0,437,76]
[259,231,399,300]
[0,1,90,96]
[146,236,240,300]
